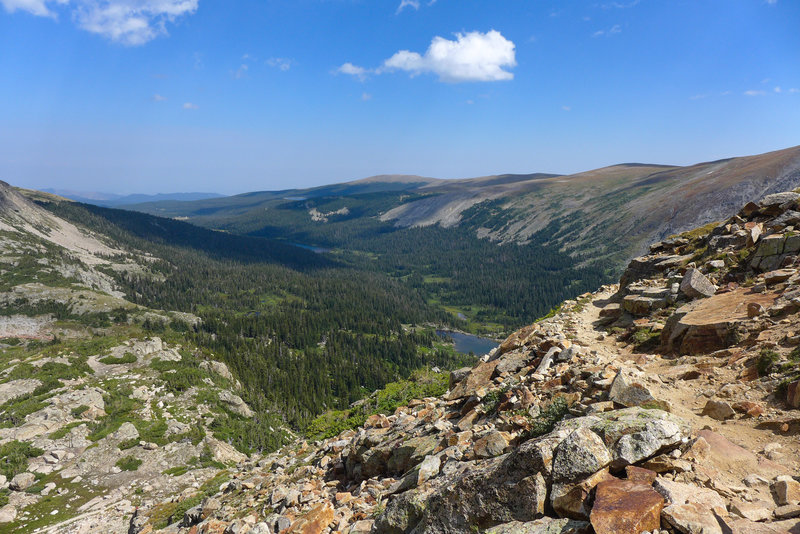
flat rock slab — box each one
[680,288,779,326]
[698,430,787,480]
[666,288,780,354]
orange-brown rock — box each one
[787,380,800,408]
[662,289,778,355]
[285,502,335,534]
[589,479,663,534]
[552,469,616,520]
[625,465,657,485]
[447,360,499,400]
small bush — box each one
[115,456,142,471]
[525,397,570,439]
[71,405,89,418]
[99,352,137,365]
[757,348,780,377]
[0,441,44,478]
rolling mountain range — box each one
[116,145,800,330]
[126,145,800,260]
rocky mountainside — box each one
[0,182,277,532]
[130,190,800,534]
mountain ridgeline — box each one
[122,145,800,330]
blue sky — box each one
[0,0,798,194]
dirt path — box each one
[569,287,800,476]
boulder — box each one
[653,478,727,515]
[680,268,717,299]
[662,503,724,534]
[786,380,800,408]
[200,360,234,382]
[218,390,254,418]
[589,479,663,534]
[622,295,666,316]
[484,518,591,533]
[447,360,499,400]
[702,400,736,421]
[285,502,334,534]
[556,408,690,470]
[473,431,510,459]
[204,436,247,465]
[764,269,797,285]
[0,505,16,524]
[111,422,139,442]
[552,427,612,483]
[10,472,35,491]
[730,500,773,522]
[608,368,656,408]
[759,192,800,209]
[552,469,615,520]
[774,479,800,506]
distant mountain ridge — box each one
[123,145,800,261]
[41,189,225,207]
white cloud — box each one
[562,105,571,111]
[0,0,198,45]
[233,63,248,79]
[396,0,418,13]
[0,0,67,17]
[266,57,292,71]
[152,93,166,101]
[337,62,370,81]
[775,86,782,93]
[602,0,639,8]
[593,24,621,37]
[744,90,766,96]
[790,88,800,93]
[361,92,372,101]
[182,102,198,109]
[396,0,435,14]
[381,30,516,82]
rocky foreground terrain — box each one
[125,191,800,534]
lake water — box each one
[436,330,499,357]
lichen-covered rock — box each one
[484,518,591,534]
[608,368,655,408]
[680,268,717,299]
[551,427,612,483]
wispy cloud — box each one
[266,57,293,71]
[592,24,621,37]
[601,0,639,8]
[337,62,370,81]
[790,88,800,93]
[562,105,571,111]
[361,92,372,101]
[339,30,516,83]
[0,0,199,45]
[152,94,167,102]
[744,89,766,96]
[183,102,198,110]
[233,64,248,79]
[396,0,435,14]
